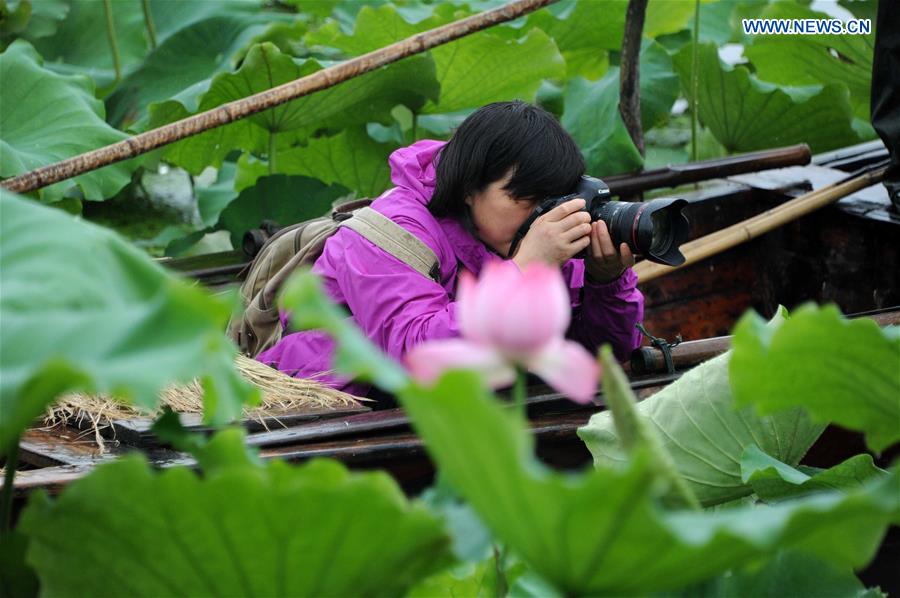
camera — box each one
[508,176,690,266]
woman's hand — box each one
[512,198,592,269]
[584,220,635,283]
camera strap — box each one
[634,322,682,374]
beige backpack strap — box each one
[341,207,441,283]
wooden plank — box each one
[88,404,370,448]
[257,412,593,464]
[242,374,681,449]
[19,426,120,468]
[5,411,599,498]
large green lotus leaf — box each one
[839,0,877,21]
[305,4,563,113]
[235,128,392,198]
[217,174,349,249]
[596,346,700,509]
[107,14,272,128]
[28,0,147,89]
[635,40,681,130]
[741,445,888,503]
[730,304,900,453]
[275,128,393,197]
[0,530,38,598]
[7,0,68,41]
[562,41,678,145]
[25,0,264,90]
[149,42,438,174]
[670,550,885,598]
[562,53,669,177]
[303,3,446,55]
[562,73,643,175]
[0,40,136,203]
[561,40,679,175]
[196,161,239,229]
[578,349,826,507]
[398,370,898,595]
[20,430,451,597]
[672,42,861,153]
[147,0,263,42]
[0,191,255,452]
[423,28,564,114]
[526,0,692,56]
[744,3,874,120]
[525,1,620,79]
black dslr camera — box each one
[508,176,690,266]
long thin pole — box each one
[633,166,888,283]
[0,0,556,196]
[619,0,648,157]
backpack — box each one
[227,198,441,358]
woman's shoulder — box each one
[318,187,455,280]
[368,187,450,256]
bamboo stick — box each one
[634,166,888,283]
[0,0,556,195]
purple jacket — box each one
[258,140,645,395]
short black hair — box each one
[428,101,585,218]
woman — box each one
[258,101,644,397]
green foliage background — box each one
[0,0,877,256]
[1,2,894,597]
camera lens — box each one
[596,198,689,266]
[649,210,673,256]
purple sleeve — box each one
[323,228,461,361]
[563,261,645,362]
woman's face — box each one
[465,174,536,257]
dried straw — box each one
[41,355,366,452]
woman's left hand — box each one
[584,220,635,283]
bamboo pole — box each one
[0,0,556,196]
[634,166,888,283]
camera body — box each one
[509,176,690,266]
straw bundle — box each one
[42,355,365,451]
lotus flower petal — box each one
[528,338,601,404]
[405,339,517,389]
[459,261,571,356]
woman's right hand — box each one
[511,198,592,269]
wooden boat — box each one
[7,143,899,584]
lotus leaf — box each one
[741,444,888,502]
[20,430,451,597]
[730,304,900,452]
[0,40,136,203]
[0,191,255,452]
[399,369,897,595]
[672,42,862,153]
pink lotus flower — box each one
[404,260,600,404]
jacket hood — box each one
[388,139,445,205]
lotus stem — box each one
[513,368,527,420]
[690,0,700,162]
[141,0,158,50]
[269,133,277,175]
[103,0,122,83]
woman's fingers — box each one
[593,220,617,257]
[619,242,635,267]
[562,220,592,242]
[543,198,586,222]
